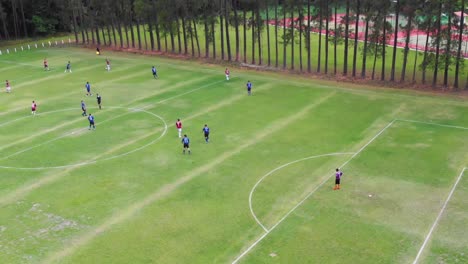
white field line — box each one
[0,71,209,120]
[41,92,338,264]
[0,82,274,205]
[232,120,395,264]
[412,167,467,264]
[0,107,157,161]
[0,78,228,170]
[396,118,468,130]
[249,152,356,232]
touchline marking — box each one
[232,120,395,264]
[396,118,468,130]
[412,167,466,264]
[249,152,355,232]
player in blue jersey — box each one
[152,66,158,79]
[81,100,87,116]
[181,134,191,154]
[246,80,252,95]
[85,81,92,96]
[88,114,96,130]
[64,61,72,73]
[202,124,210,143]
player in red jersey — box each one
[31,101,37,115]
[43,58,49,71]
[5,80,11,93]
[105,58,111,71]
[176,119,182,138]
[225,68,230,80]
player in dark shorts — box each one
[152,66,158,78]
[333,168,343,190]
[181,134,191,154]
[96,93,102,109]
[246,80,252,95]
[202,124,210,143]
[88,114,96,130]
[81,100,87,116]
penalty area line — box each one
[232,120,396,263]
[412,167,466,264]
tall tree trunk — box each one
[372,42,378,80]
[111,20,118,47]
[454,0,465,89]
[307,0,311,72]
[390,0,400,82]
[233,2,240,61]
[148,22,155,51]
[443,12,452,88]
[299,5,303,71]
[101,27,107,46]
[220,12,225,60]
[432,2,442,88]
[176,19,182,54]
[275,0,279,67]
[244,9,247,63]
[18,0,27,37]
[381,15,386,81]
[412,31,419,83]
[212,19,216,59]
[143,22,148,50]
[130,21,136,48]
[352,0,360,77]
[344,0,350,75]
[193,19,201,57]
[170,21,176,53]
[136,20,142,50]
[361,15,370,78]
[256,1,262,65]
[225,0,232,61]
[151,0,160,51]
[421,22,431,84]
[189,18,195,56]
[72,8,79,43]
[117,20,124,48]
[95,27,101,45]
[182,17,188,55]
[318,0,323,73]
[334,2,337,75]
[266,0,271,66]
[11,0,19,39]
[283,4,287,69]
[252,10,256,64]
[324,0,329,74]
[124,22,130,48]
[106,25,112,46]
[290,8,294,70]
[400,13,413,82]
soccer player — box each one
[246,80,252,96]
[181,134,191,154]
[333,168,343,190]
[225,68,230,80]
[43,58,49,71]
[64,61,72,73]
[152,66,158,78]
[88,114,96,130]
[105,58,111,71]
[85,81,92,96]
[176,118,182,138]
[81,100,87,116]
[202,124,210,143]
[31,101,37,115]
[5,80,11,93]
[96,93,102,109]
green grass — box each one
[0,47,467,264]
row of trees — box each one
[0,0,467,89]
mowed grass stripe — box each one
[41,91,337,264]
[0,77,250,204]
[0,80,270,204]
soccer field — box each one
[0,47,467,264]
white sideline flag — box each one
[28,44,30,49]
